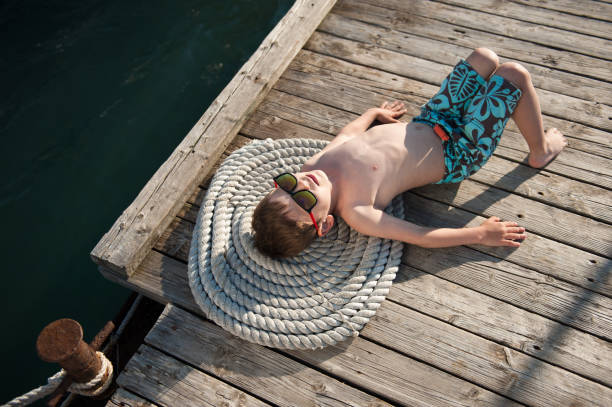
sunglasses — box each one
[273,173,319,232]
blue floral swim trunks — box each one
[413,60,523,184]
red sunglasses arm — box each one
[309,212,319,232]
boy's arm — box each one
[339,101,407,137]
[344,205,526,248]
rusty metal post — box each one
[36,319,116,407]
[36,319,102,383]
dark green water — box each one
[0,0,292,403]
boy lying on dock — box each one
[252,48,567,258]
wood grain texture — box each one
[511,0,612,23]
[432,0,612,39]
[107,387,161,407]
[350,0,612,60]
[360,300,612,407]
[146,305,393,407]
[318,11,612,106]
[331,0,612,82]
[91,0,337,278]
[389,264,612,388]
[117,345,271,407]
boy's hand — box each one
[374,101,407,123]
[477,216,526,247]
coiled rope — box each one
[188,138,404,350]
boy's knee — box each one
[495,62,530,89]
[466,48,499,78]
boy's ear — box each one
[317,214,335,237]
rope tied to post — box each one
[188,138,405,350]
[1,351,113,407]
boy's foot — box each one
[528,128,567,168]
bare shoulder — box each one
[322,132,354,153]
[303,133,354,169]
[338,202,378,233]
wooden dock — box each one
[96,0,612,405]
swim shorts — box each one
[413,60,523,184]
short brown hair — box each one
[252,192,317,258]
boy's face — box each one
[268,170,332,229]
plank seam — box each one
[142,336,281,407]
[403,247,612,343]
[112,384,164,407]
[431,0,612,41]
[365,0,612,63]
[321,10,612,84]
[409,188,612,261]
[382,294,612,389]
[271,347,410,406]
[358,329,528,406]
[509,0,612,24]
[466,177,612,227]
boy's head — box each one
[252,170,335,258]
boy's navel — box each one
[372,164,378,171]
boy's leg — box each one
[465,48,499,81]
[494,62,567,168]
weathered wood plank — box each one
[403,193,612,296]
[91,0,338,278]
[390,265,612,387]
[360,300,612,407]
[107,387,160,407]
[283,335,524,407]
[147,305,394,407]
[330,0,612,82]
[135,267,612,407]
[305,28,612,133]
[511,0,612,23]
[415,179,611,256]
[118,345,271,407]
[431,0,612,39]
[349,0,612,60]
[112,236,612,390]
[469,155,612,224]
[317,11,612,107]
[402,239,612,341]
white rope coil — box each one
[1,351,113,407]
[188,138,404,350]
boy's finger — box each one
[505,233,526,240]
[503,240,521,247]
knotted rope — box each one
[1,351,113,407]
[188,138,404,350]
